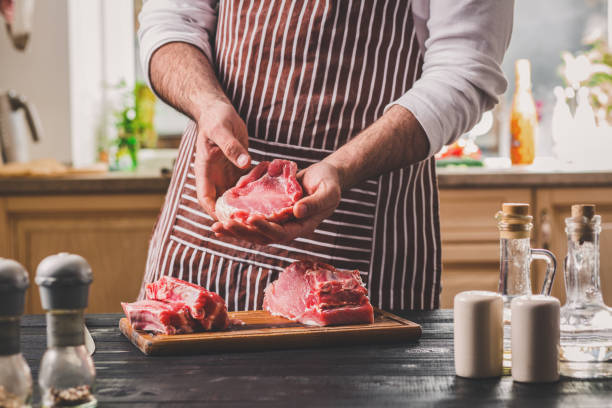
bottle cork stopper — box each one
[571,204,595,219]
[497,203,532,239]
[502,203,530,216]
[569,204,596,243]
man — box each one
[138,0,513,310]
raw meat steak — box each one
[146,276,230,330]
[263,261,375,326]
[215,159,303,224]
[121,300,196,335]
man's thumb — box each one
[209,129,251,169]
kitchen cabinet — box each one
[0,194,163,314]
[439,186,612,308]
[437,188,532,308]
[1,171,611,313]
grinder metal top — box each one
[35,253,93,310]
[0,258,29,317]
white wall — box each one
[68,0,135,166]
[0,0,134,165]
[0,0,72,162]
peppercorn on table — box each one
[18,311,612,407]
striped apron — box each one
[141,0,442,311]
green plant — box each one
[112,80,157,169]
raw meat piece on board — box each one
[215,159,303,224]
[263,261,375,326]
[146,276,230,330]
[121,300,196,335]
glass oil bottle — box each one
[35,253,96,407]
[496,203,557,368]
[560,204,612,378]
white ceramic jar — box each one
[454,291,504,378]
[511,295,560,383]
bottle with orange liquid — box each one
[510,59,537,165]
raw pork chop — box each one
[215,159,303,224]
[146,276,230,330]
[263,261,375,326]
[121,300,196,335]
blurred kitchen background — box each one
[1,0,611,313]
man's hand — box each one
[210,105,429,245]
[194,101,251,218]
[0,0,14,24]
[148,42,252,218]
[211,161,342,244]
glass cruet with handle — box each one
[495,203,557,366]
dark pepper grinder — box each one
[0,258,32,407]
[35,253,96,408]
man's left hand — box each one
[211,161,341,245]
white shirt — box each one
[138,0,514,157]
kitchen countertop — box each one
[20,311,612,407]
[0,170,172,195]
[436,166,612,188]
[1,166,612,195]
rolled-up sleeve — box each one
[389,0,514,157]
[138,0,218,90]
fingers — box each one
[212,220,272,246]
[195,166,217,217]
[207,124,251,169]
[212,216,300,245]
[270,216,320,242]
[248,216,293,243]
[294,182,340,219]
[212,213,322,245]
[248,213,323,244]
[194,139,218,219]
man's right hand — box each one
[194,101,251,218]
[148,42,252,220]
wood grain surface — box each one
[20,311,612,407]
[119,309,422,355]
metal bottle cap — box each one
[35,253,93,310]
[0,258,29,317]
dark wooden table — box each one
[21,311,611,407]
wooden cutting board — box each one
[119,309,421,356]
